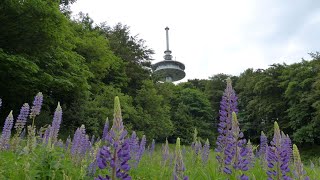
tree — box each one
[0,0,91,128]
[235,66,287,142]
[134,80,173,141]
[170,87,214,144]
[279,55,320,144]
[98,23,154,96]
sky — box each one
[71,0,320,82]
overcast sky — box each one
[71,0,320,82]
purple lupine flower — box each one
[240,174,249,180]
[116,139,131,179]
[266,122,292,180]
[129,131,139,167]
[14,103,30,134]
[96,96,131,180]
[102,118,109,141]
[71,125,90,162]
[162,138,170,164]
[0,98,2,109]
[87,140,101,178]
[70,125,85,157]
[29,92,43,119]
[222,112,249,179]
[282,133,292,161]
[231,113,247,170]
[149,139,155,156]
[88,160,98,177]
[135,135,146,167]
[71,126,82,155]
[259,131,268,158]
[173,138,189,180]
[246,140,255,168]
[96,140,131,180]
[293,144,309,180]
[83,134,91,155]
[215,78,238,171]
[11,105,28,150]
[202,139,210,165]
[49,102,62,143]
[259,131,268,169]
[0,111,14,150]
[194,140,202,155]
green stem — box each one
[112,148,117,179]
[32,117,35,129]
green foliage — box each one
[234,55,320,144]
[81,84,136,135]
[98,23,154,96]
[0,49,40,109]
[235,66,287,141]
[134,80,173,141]
[0,0,74,54]
[170,87,214,144]
[0,145,83,179]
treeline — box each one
[189,55,320,145]
[0,0,319,146]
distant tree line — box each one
[0,0,319,146]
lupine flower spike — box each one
[173,138,188,180]
[11,103,30,150]
[129,131,139,167]
[259,131,268,158]
[194,140,202,156]
[27,92,43,152]
[49,102,62,143]
[215,78,239,171]
[224,112,249,179]
[266,122,292,180]
[29,92,43,126]
[135,135,146,168]
[162,138,170,165]
[14,103,30,135]
[71,125,90,163]
[0,111,14,150]
[202,139,210,165]
[96,96,131,180]
[246,140,255,168]
[149,139,155,156]
[102,118,109,141]
[293,144,310,180]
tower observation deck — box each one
[152,27,186,82]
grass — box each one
[1,140,318,180]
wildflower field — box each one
[0,80,319,180]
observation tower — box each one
[152,27,186,82]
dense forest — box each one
[0,0,319,147]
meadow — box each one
[0,80,319,180]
